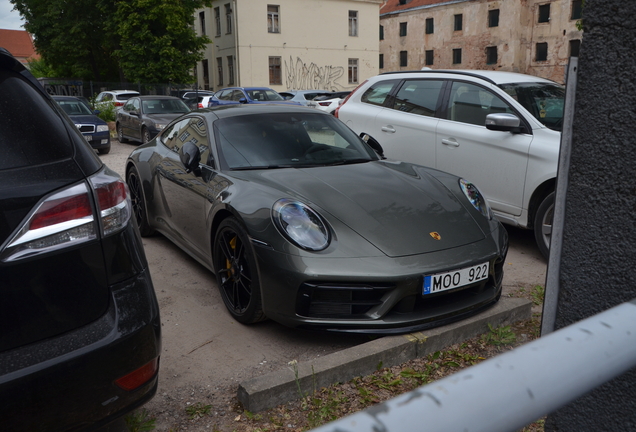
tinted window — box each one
[499,82,565,131]
[0,70,71,170]
[392,80,443,117]
[360,79,400,106]
[447,82,514,126]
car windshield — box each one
[215,112,379,170]
[246,89,285,101]
[498,82,565,131]
[57,100,93,116]
[142,99,190,114]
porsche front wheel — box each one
[213,218,266,324]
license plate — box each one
[83,135,92,141]
[423,262,489,295]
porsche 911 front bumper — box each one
[253,224,508,334]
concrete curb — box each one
[238,297,532,412]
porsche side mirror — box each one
[362,134,385,158]
[179,142,201,175]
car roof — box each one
[199,103,324,119]
[52,95,83,100]
[379,69,558,85]
[135,95,181,100]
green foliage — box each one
[96,102,116,122]
[124,409,156,432]
[25,57,57,78]
[482,323,517,346]
[531,285,545,306]
[306,390,348,429]
[185,402,211,419]
[10,0,212,83]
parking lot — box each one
[101,139,547,429]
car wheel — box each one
[117,124,128,143]
[98,145,111,155]
[126,166,155,237]
[142,127,151,144]
[213,218,266,324]
[533,192,555,260]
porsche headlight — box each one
[272,199,330,251]
[459,179,491,219]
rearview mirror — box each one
[179,142,201,175]
[485,113,522,133]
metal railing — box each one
[311,298,636,432]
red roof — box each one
[0,29,39,63]
[381,0,453,15]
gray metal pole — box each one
[312,298,636,432]
[541,58,578,335]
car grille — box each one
[76,124,96,133]
[297,283,393,318]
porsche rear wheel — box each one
[213,218,266,324]
[126,166,155,237]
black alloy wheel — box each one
[142,127,151,144]
[126,167,155,237]
[117,124,128,143]
[213,218,265,324]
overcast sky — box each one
[0,0,26,31]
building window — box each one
[227,56,234,85]
[488,9,499,27]
[216,57,223,86]
[425,50,434,66]
[348,58,358,84]
[379,54,384,69]
[225,3,232,34]
[214,7,221,36]
[269,56,282,85]
[380,25,384,40]
[538,4,550,23]
[202,59,209,89]
[399,22,407,37]
[569,39,581,57]
[349,11,358,36]
[571,0,582,20]
[199,12,206,36]
[536,42,548,61]
[454,14,463,31]
[425,17,434,34]
[399,51,407,67]
[486,46,498,64]
[268,5,280,33]
[453,48,462,64]
[399,0,407,4]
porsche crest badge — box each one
[430,232,441,240]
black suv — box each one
[0,49,161,430]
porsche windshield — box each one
[215,112,379,170]
[499,82,565,131]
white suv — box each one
[336,70,564,258]
[95,89,140,109]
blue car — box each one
[208,87,303,107]
[53,95,111,154]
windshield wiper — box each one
[327,158,372,166]
[230,164,300,170]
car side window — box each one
[162,117,211,164]
[232,90,245,101]
[132,98,140,111]
[447,82,514,126]
[360,79,400,107]
[392,80,443,117]
[161,118,190,151]
[218,90,231,101]
[123,99,135,112]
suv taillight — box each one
[1,167,131,262]
[115,101,125,107]
[334,79,367,118]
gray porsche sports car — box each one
[126,104,508,334]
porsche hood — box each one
[238,161,487,257]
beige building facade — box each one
[194,0,383,92]
[379,0,583,83]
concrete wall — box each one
[379,0,582,83]
[545,0,636,429]
[196,0,382,92]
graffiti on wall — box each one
[38,78,84,96]
[285,56,346,91]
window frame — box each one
[199,11,206,36]
[399,51,408,67]
[454,14,463,31]
[399,22,407,37]
[488,9,499,27]
[225,3,233,34]
[486,46,498,65]
[216,57,223,86]
[569,39,581,57]
[536,42,548,61]
[425,50,434,66]
[571,0,582,20]
[214,7,221,36]
[538,4,551,23]
[349,10,358,37]
[425,17,434,34]
[348,58,359,84]
[452,48,462,65]
[379,53,384,69]
[269,56,282,85]
[268,5,280,33]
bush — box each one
[96,103,116,122]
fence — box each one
[37,78,205,99]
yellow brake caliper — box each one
[226,235,237,278]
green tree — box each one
[10,0,211,83]
[25,57,57,78]
[114,0,210,84]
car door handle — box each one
[442,138,460,147]
[381,126,396,133]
